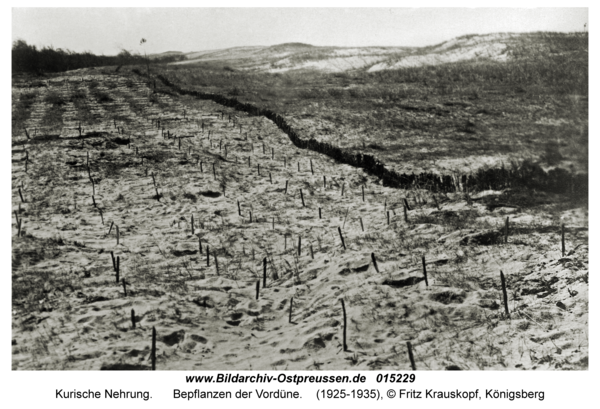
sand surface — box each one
[12,70,588,370]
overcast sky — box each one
[12,6,589,55]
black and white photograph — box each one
[8,2,593,405]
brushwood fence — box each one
[133,69,587,197]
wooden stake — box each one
[198,237,202,255]
[387,211,390,226]
[404,198,411,211]
[323,176,326,188]
[269,172,272,184]
[214,254,219,275]
[108,222,114,237]
[310,244,314,259]
[131,309,136,329]
[319,207,322,219]
[249,211,252,223]
[256,280,260,300]
[18,188,25,203]
[257,163,260,176]
[116,225,120,245]
[122,279,127,297]
[237,200,241,216]
[271,148,274,159]
[500,270,510,318]
[116,256,120,283]
[341,183,344,196]
[310,159,314,174]
[403,205,408,223]
[341,299,348,352]
[561,224,566,257]
[289,297,293,323]
[338,227,346,250]
[300,189,305,207]
[371,253,380,273]
[422,256,428,286]
[151,327,156,371]
[263,257,267,288]
[191,214,195,235]
[362,185,365,202]
[298,236,302,256]
[285,180,288,195]
[360,217,364,232]
[407,341,416,370]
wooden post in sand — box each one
[421,256,428,286]
[110,251,116,271]
[116,225,120,245]
[207,246,210,267]
[298,236,302,257]
[362,185,365,202]
[338,227,346,250]
[341,299,348,352]
[407,341,416,370]
[285,180,288,195]
[191,214,195,235]
[300,189,305,207]
[131,309,136,329]
[561,224,566,257]
[122,279,127,297]
[310,159,314,174]
[371,253,380,273]
[360,217,364,232]
[500,270,509,318]
[237,200,241,216]
[116,256,120,283]
[319,207,322,219]
[198,237,202,255]
[263,257,267,288]
[256,281,260,300]
[151,327,156,370]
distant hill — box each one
[162,32,586,73]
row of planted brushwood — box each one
[136,70,586,197]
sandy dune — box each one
[12,70,588,370]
